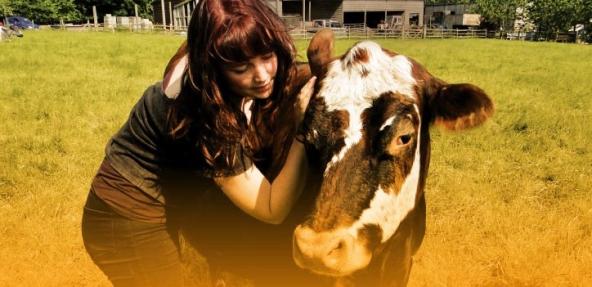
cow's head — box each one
[293,30,494,277]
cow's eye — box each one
[396,133,413,146]
[385,119,416,156]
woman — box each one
[81,0,315,286]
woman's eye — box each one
[397,134,412,146]
[230,65,248,73]
[261,53,274,60]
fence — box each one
[287,27,489,40]
[84,22,487,40]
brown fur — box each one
[301,97,349,167]
[358,224,383,252]
[409,57,495,131]
[341,47,371,77]
[346,47,370,65]
[381,47,398,58]
[307,29,335,78]
[306,142,379,231]
[360,92,419,195]
[431,84,494,131]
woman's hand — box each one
[295,76,317,124]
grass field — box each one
[0,30,591,286]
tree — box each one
[425,0,592,41]
[584,0,592,42]
[75,0,153,21]
[528,0,592,39]
[424,0,526,31]
[0,0,12,17]
[468,0,528,31]
[4,0,154,24]
[8,0,80,23]
[424,0,471,4]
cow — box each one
[291,29,494,287]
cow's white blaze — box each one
[379,115,396,132]
[318,41,416,172]
[348,104,422,243]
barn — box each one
[424,3,480,29]
[270,0,424,28]
[152,0,424,29]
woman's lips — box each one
[253,83,272,93]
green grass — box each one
[1,30,591,286]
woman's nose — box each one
[253,63,270,83]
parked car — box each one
[307,19,347,34]
[6,16,39,29]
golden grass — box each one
[0,31,590,286]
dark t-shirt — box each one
[93,83,251,223]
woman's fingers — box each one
[297,76,317,115]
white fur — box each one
[379,115,396,132]
[348,104,422,243]
[318,41,416,172]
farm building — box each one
[152,0,424,29]
[424,3,480,29]
[275,0,424,28]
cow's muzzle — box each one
[292,225,372,277]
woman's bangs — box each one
[211,18,275,64]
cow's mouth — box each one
[292,225,373,277]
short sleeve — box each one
[203,143,254,178]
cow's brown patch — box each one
[301,96,350,169]
[340,47,370,77]
[409,58,432,84]
[358,224,383,251]
[308,143,378,231]
[381,48,398,58]
[360,68,370,78]
[351,48,370,64]
[360,92,419,195]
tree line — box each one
[0,0,154,24]
[426,0,592,39]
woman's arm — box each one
[214,76,316,224]
[214,139,308,224]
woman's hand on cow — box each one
[295,76,316,124]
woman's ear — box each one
[162,41,189,99]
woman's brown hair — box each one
[166,0,300,178]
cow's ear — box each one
[307,29,334,78]
[427,81,494,131]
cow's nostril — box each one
[327,239,345,257]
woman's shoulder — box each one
[122,82,175,139]
[138,82,175,106]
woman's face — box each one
[221,52,278,100]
